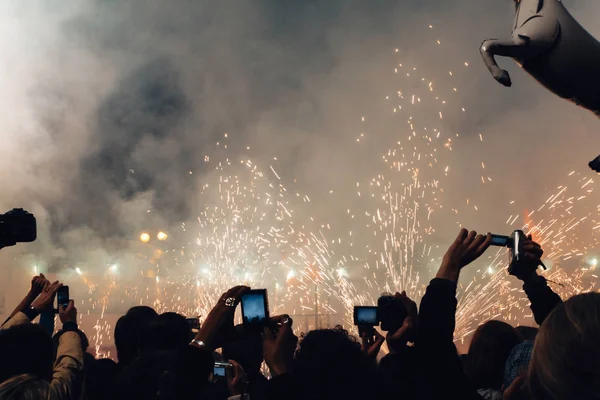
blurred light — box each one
[156,276,160,283]
[201,268,210,275]
[140,233,151,243]
[286,270,296,280]
[34,265,37,273]
[75,267,82,275]
[592,258,598,267]
[487,267,494,274]
[196,280,200,288]
[157,231,168,241]
[110,264,118,273]
[337,268,348,278]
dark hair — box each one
[466,320,522,390]
[293,329,375,399]
[114,306,157,365]
[0,325,54,383]
[515,326,539,341]
[139,312,190,354]
[0,374,50,399]
[85,358,119,400]
[222,333,263,375]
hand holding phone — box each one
[57,286,70,309]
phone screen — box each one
[57,286,69,308]
[241,290,269,326]
[490,234,510,247]
[213,366,226,378]
[354,306,378,326]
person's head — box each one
[515,326,539,341]
[528,292,600,400]
[466,320,522,390]
[114,306,157,365]
[222,334,263,376]
[86,358,119,400]
[293,329,375,399]
[0,325,54,383]
[0,374,49,400]
[139,312,190,354]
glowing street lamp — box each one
[157,231,168,241]
[140,233,150,243]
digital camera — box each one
[0,208,36,247]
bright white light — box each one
[286,270,296,280]
[156,276,160,283]
[157,231,168,241]
[34,265,37,273]
[140,233,150,243]
[487,267,494,274]
[337,268,348,278]
[196,280,200,288]
[201,268,210,275]
[75,267,82,275]
[592,258,598,267]
[110,264,118,273]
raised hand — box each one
[511,235,544,280]
[31,281,62,313]
[30,274,49,297]
[386,291,418,354]
[263,315,297,377]
[437,229,492,282]
[361,329,385,359]
[193,285,250,350]
[227,359,248,396]
[59,300,77,324]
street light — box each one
[157,231,168,241]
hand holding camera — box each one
[438,229,493,282]
[31,281,63,313]
[489,230,546,279]
[262,314,297,377]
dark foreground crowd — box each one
[0,228,597,400]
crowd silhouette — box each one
[0,228,598,400]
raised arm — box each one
[509,235,562,325]
[418,229,492,400]
[49,300,85,400]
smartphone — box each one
[57,286,69,308]
[186,317,200,330]
[353,306,378,326]
[490,234,510,247]
[213,362,231,379]
[241,289,269,327]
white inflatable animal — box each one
[480,0,600,171]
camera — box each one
[490,230,546,277]
[377,293,407,333]
[0,209,36,247]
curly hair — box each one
[293,329,374,400]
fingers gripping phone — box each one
[354,306,378,338]
[241,289,270,328]
[57,286,69,309]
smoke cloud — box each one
[0,0,598,335]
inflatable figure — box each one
[480,0,600,171]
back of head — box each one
[140,312,190,354]
[0,374,49,400]
[222,334,264,376]
[115,306,157,366]
[293,329,374,399]
[466,320,521,390]
[515,326,539,341]
[0,325,54,383]
[528,292,600,400]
